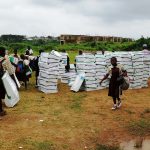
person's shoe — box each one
[111,104,117,110]
[117,101,122,108]
[0,110,7,116]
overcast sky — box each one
[0,0,150,39]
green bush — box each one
[1,36,150,55]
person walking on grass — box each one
[25,46,33,56]
[100,57,126,110]
[74,50,83,72]
[16,54,31,89]
[0,47,12,116]
[34,49,44,87]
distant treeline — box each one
[0,34,150,54]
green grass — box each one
[15,138,56,150]
[127,119,150,136]
[53,110,62,116]
[68,51,78,63]
[2,36,150,57]
[70,93,87,111]
[32,141,55,150]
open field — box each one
[0,77,150,150]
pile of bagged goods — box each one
[37,50,150,93]
[38,50,77,93]
[1,49,150,110]
[38,50,60,93]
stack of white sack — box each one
[59,52,67,80]
[135,51,149,88]
[69,64,76,73]
[130,52,144,89]
[75,54,86,91]
[61,65,77,84]
[75,53,98,91]
[104,53,114,66]
[83,54,98,91]
[95,54,110,89]
[139,52,149,87]
[60,72,77,85]
[38,51,60,93]
[141,51,150,78]
[61,73,69,84]
[75,54,86,73]
[68,72,78,86]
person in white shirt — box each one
[25,46,33,56]
[142,44,150,54]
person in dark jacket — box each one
[61,50,70,72]
[65,54,70,72]
[35,49,44,87]
[74,50,83,72]
[0,47,7,116]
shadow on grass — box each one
[95,144,121,150]
[140,108,150,118]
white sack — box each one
[71,72,85,92]
[2,71,19,107]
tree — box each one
[0,34,26,43]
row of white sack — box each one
[38,66,149,83]
[1,71,20,107]
[38,73,149,93]
[38,62,75,70]
[76,62,150,68]
[40,51,67,58]
[76,55,150,62]
[77,60,149,66]
[38,85,58,94]
[70,72,149,92]
[39,51,68,62]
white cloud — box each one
[0,0,149,39]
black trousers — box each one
[0,99,3,112]
[113,97,120,104]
